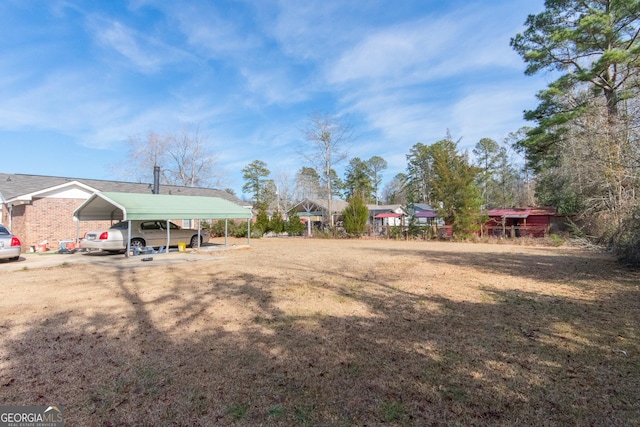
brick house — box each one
[0,173,248,252]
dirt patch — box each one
[1,238,639,426]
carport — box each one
[73,192,253,256]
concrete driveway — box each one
[0,244,243,272]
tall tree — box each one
[343,157,373,200]
[505,128,537,207]
[295,167,322,200]
[472,138,520,208]
[511,0,640,251]
[382,173,408,205]
[274,170,296,214]
[366,156,388,205]
[430,138,482,237]
[301,112,354,227]
[123,126,221,187]
[493,148,521,208]
[511,0,640,184]
[164,126,218,187]
[327,169,345,200]
[405,143,433,204]
[473,138,502,208]
[242,160,272,209]
[125,131,167,181]
[511,0,640,123]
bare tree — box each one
[300,112,354,227]
[164,125,220,187]
[382,173,408,205]
[367,156,388,205]
[123,125,222,188]
[274,170,296,214]
[120,131,168,183]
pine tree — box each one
[430,139,482,237]
[342,194,369,237]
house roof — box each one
[74,192,252,221]
[412,203,436,211]
[414,210,437,218]
[374,213,403,218]
[0,173,247,206]
[405,203,437,216]
[368,204,405,215]
[293,199,408,216]
[488,207,557,218]
[292,198,349,214]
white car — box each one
[80,220,209,253]
[0,224,21,261]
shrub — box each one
[611,206,640,264]
[550,233,564,247]
[203,219,252,238]
[268,210,285,234]
[255,208,269,235]
[342,195,368,237]
[285,212,305,236]
[388,226,404,240]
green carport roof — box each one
[73,191,252,221]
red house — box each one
[484,207,558,238]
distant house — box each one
[0,173,248,251]
[485,207,559,237]
[369,204,405,227]
[292,199,410,235]
[407,203,439,224]
[291,198,349,234]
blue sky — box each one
[1,0,548,198]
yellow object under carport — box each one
[178,242,186,252]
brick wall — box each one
[11,198,113,252]
[3,204,27,246]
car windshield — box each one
[110,222,129,230]
[0,226,9,235]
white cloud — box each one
[327,4,525,88]
[150,1,261,59]
[239,66,311,106]
[89,17,192,73]
[450,83,541,150]
[269,1,363,61]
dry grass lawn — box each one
[1,238,639,426]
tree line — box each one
[119,1,640,261]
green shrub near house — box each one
[343,195,368,237]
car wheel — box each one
[189,235,201,248]
[130,238,146,250]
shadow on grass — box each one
[358,244,639,288]
[2,246,639,426]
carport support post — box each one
[247,219,251,246]
[225,219,228,247]
[125,220,132,258]
[166,220,171,251]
